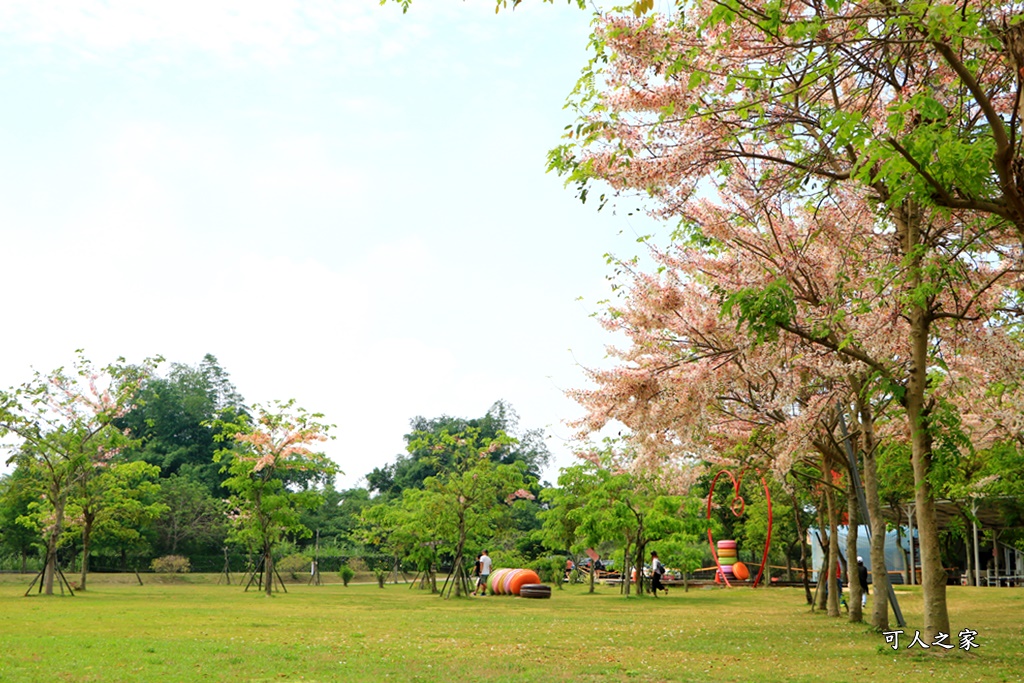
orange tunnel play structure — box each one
[488,568,541,595]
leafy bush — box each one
[277,553,313,580]
[529,556,567,588]
[150,555,191,573]
[490,549,528,571]
[374,568,387,588]
[339,565,356,587]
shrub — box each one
[150,555,191,573]
[529,556,568,588]
[339,565,356,587]
[277,554,313,580]
[348,557,369,573]
[374,568,387,588]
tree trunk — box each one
[846,480,862,623]
[80,511,94,591]
[264,549,274,597]
[813,550,828,611]
[901,205,950,641]
[449,513,469,599]
[907,386,949,639]
[855,385,891,630]
[962,511,974,586]
[622,538,631,596]
[43,494,66,596]
[791,491,812,605]
[634,537,647,597]
[43,535,57,596]
[814,500,829,612]
[825,477,841,618]
[993,530,1001,578]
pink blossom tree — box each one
[552,1,1024,639]
[0,352,156,595]
[567,179,1024,631]
[214,399,337,597]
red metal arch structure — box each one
[706,467,773,588]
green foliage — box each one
[366,401,548,499]
[150,555,191,573]
[0,352,161,591]
[0,467,43,567]
[300,484,369,548]
[117,354,246,495]
[339,565,356,586]
[277,553,313,579]
[213,401,337,577]
[528,555,567,587]
[153,475,228,557]
[719,279,796,344]
[68,460,168,563]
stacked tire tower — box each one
[488,568,550,599]
[717,540,738,582]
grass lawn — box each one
[0,574,1021,682]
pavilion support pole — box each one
[972,500,982,588]
[907,505,916,586]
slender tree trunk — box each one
[962,511,974,586]
[43,535,57,596]
[790,491,812,605]
[264,548,274,597]
[622,538,631,596]
[846,480,862,623]
[43,493,66,596]
[854,384,891,630]
[80,511,95,591]
[449,512,469,599]
[814,551,828,611]
[634,532,647,597]
[907,393,948,638]
[902,206,950,641]
[814,500,829,612]
[993,530,1001,578]
[169,516,179,555]
[824,475,841,618]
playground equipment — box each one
[717,540,737,581]
[488,568,541,595]
[706,467,772,588]
[519,583,551,599]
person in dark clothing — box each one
[651,551,667,596]
[857,556,869,608]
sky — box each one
[0,0,661,488]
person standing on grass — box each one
[471,553,482,595]
[475,550,492,596]
[857,556,869,608]
[651,551,667,597]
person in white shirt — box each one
[475,550,492,596]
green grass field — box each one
[0,574,1021,682]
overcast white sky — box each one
[0,0,661,488]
